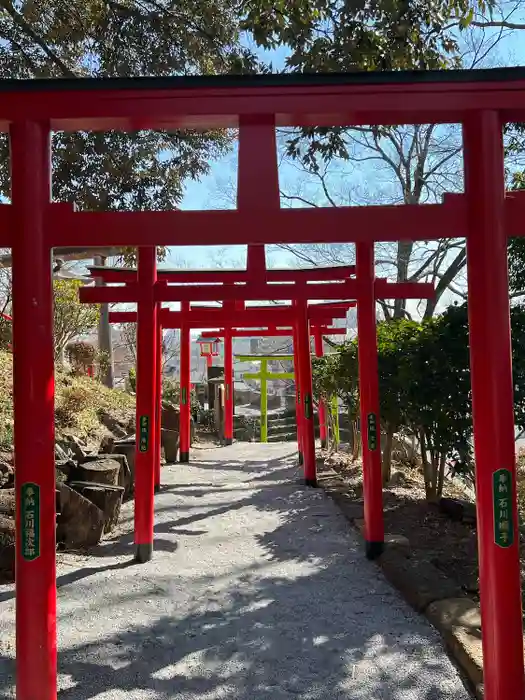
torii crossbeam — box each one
[108,305,349,461]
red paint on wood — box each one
[464,112,524,700]
[134,247,157,558]
[11,121,56,700]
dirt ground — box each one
[318,449,489,601]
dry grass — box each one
[0,351,135,448]
[516,448,525,521]
[322,447,470,502]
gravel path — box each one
[0,442,471,699]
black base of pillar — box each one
[298,452,303,466]
[304,478,318,488]
[365,540,384,560]
[224,437,233,446]
[179,452,189,463]
[154,484,161,494]
[135,543,153,563]
[320,440,327,449]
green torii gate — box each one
[237,353,294,443]
[237,353,340,443]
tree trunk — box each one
[326,406,334,452]
[419,428,435,501]
[393,240,414,319]
[382,426,394,485]
[352,419,360,460]
[95,255,115,389]
[436,453,446,499]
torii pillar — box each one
[356,242,384,560]
[154,314,162,491]
[179,301,191,462]
[223,325,234,445]
[463,112,524,698]
[134,246,157,562]
[295,299,317,486]
[313,327,328,448]
[293,322,304,465]
[11,122,57,700]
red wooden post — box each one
[463,112,525,700]
[238,115,279,279]
[224,326,233,445]
[206,354,213,369]
[296,300,316,486]
[134,246,157,562]
[154,311,162,492]
[179,301,191,462]
[293,321,303,465]
[11,121,56,700]
[356,241,384,559]
[313,327,327,448]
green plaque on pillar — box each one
[139,415,150,452]
[304,393,313,420]
[21,483,40,561]
[181,387,187,405]
[367,413,378,451]
[493,468,514,548]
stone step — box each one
[266,417,297,429]
[267,433,297,442]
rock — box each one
[0,450,13,465]
[56,483,104,549]
[162,403,179,428]
[328,491,364,522]
[69,481,124,533]
[55,443,71,461]
[55,459,76,483]
[439,497,477,524]
[378,548,466,612]
[0,460,14,489]
[0,489,15,517]
[0,515,15,578]
[162,404,180,463]
[384,533,410,550]
[388,470,409,487]
[425,598,483,690]
[68,435,88,462]
[109,453,132,495]
[112,439,136,486]
[70,458,121,487]
[100,435,115,454]
[97,409,130,438]
[162,428,179,464]
[82,453,132,495]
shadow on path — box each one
[0,446,471,699]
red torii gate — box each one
[106,302,350,462]
[83,274,357,480]
[199,323,348,450]
[87,260,356,450]
[83,267,432,498]
[2,69,525,700]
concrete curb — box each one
[317,467,487,698]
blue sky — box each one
[167,44,292,270]
[164,20,525,279]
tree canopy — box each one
[53,279,99,361]
[312,301,525,500]
[0,1,261,212]
[242,0,524,316]
[242,0,488,73]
